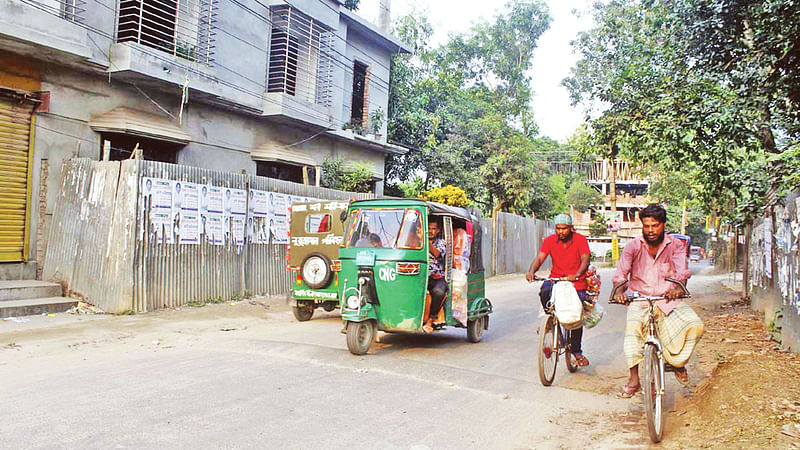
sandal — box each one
[422,322,434,334]
[618,383,641,398]
[573,354,590,367]
[674,367,689,385]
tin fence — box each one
[43,158,553,313]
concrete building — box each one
[0,0,410,277]
[572,159,651,257]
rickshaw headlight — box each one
[346,295,361,310]
[358,277,368,286]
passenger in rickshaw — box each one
[424,218,448,333]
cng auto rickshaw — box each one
[338,199,493,355]
[287,200,349,321]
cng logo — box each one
[378,267,396,281]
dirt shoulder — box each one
[664,289,800,448]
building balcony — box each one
[0,0,94,66]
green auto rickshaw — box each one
[338,199,493,355]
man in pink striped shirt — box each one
[612,204,704,398]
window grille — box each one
[19,0,86,23]
[267,5,334,107]
[116,0,217,65]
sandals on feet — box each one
[573,354,590,367]
[674,367,690,385]
[618,383,641,398]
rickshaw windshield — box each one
[345,208,420,249]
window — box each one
[350,61,369,128]
[100,133,181,163]
[267,6,334,106]
[346,209,419,249]
[256,161,304,184]
[117,0,215,64]
[305,214,331,233]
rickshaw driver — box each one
[424,219,448,333]
[525,214,592,367]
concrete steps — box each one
[0,280,76,318]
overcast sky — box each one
[357,0,595,143]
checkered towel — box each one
[624,302,704,368]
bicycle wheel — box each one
[643,344,665,442]
[538,315,558,386]
[564,327,577,373]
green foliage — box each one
[320,157,374,193]
[369,107,385,134]
[419,185,470,207]
[343,0,359,11]
[549,175,568,216]
[589,215,607,237]
[395,176,424,198]
[386,2,553,214]
[565,0,800,224]
[566,181,602,212]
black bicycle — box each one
[531,276,580,386]
[609,278,690,443]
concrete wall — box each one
[341,25,392,136]
[746,191,800,352]
[2,0,405,270]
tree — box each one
[566,181,601,213]
[549,174,568,216]
[386,2,553,214]
[588,215,607,237]
[320,158,373,193]
[564,0,800,224]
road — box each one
[0,261,718,449]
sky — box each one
[357,0,595,143]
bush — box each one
[605,249,613,260]
[419,185,470,207]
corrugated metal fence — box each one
[43,158,553,313]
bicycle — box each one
[531,276,583,386]
[609,278,690,443]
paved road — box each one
[0,260,717,449]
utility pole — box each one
[610,156,619,263]
[680,197,687,234]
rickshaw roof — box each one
[349,198,475,220]
[348,198,483,229]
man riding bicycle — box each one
[525,214,591,367]
[613,203,704,398]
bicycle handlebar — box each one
[608,277,691,304]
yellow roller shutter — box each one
[0,98,34,262]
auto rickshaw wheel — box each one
[292,305,314,322]
[346,320,375,355]
[322,301,337,312]
[467,316,485,343]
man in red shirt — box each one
[525,213,592,366]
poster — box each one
[143,178,174,244]
[269,192,289,244]
[178,182,200,244]
[764,219,772,279]
[232,215,246,246]
[206,214,224,245]
[180,211,200,244]
[604,211,623,233]
[252,190,269,218]
[206,187,224,245]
